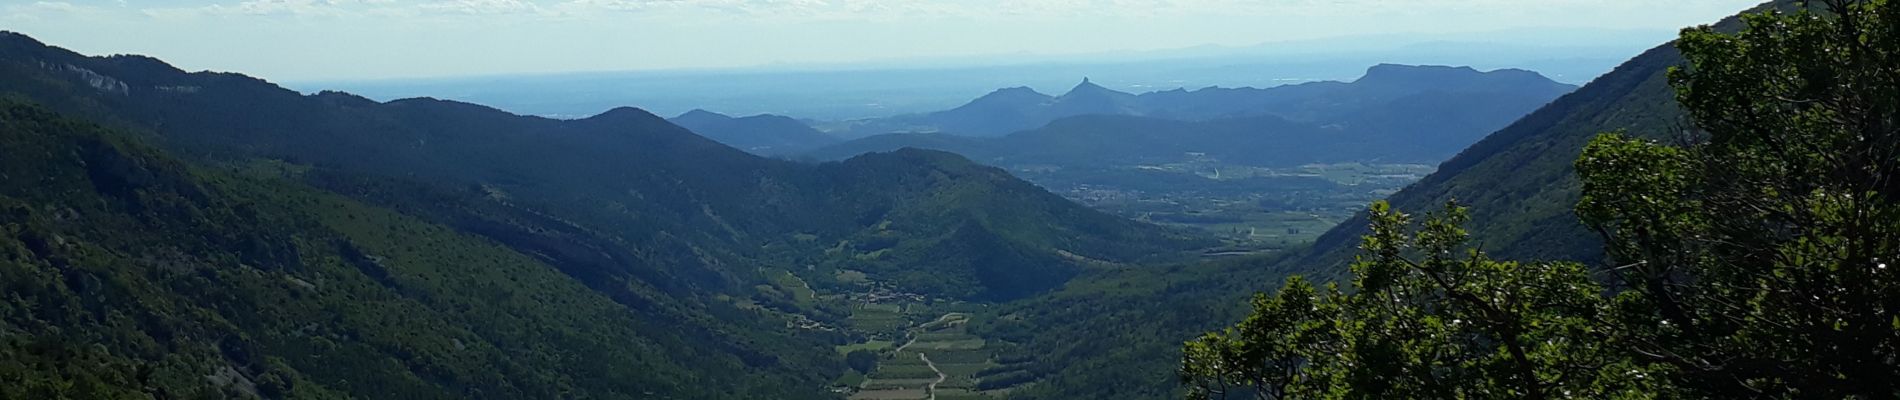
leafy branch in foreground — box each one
[1186,0,1900,398]
[1181,202,1636,400]
[1581,0,1900,396]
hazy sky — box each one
[4,0,1765,82]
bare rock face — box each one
[41,61,130,95]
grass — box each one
[923,349,992,364]
[919,313,968,330]
[836,269,870,284]
[908,338,987,351]
[935,362,994,388]
[767,270,817,306]
[845,306,1005,399]
[836,340,894,355]
[883,352,929,366]
[860,379,937,390]
[1294,163,1436,185]
[860,303,903,313]
[850,316,909,333]
[870,364,940,380]
[836,370,869,388]
[933,389,993,400]
[848,388,927,400]
[850,303,910,333]
[914,332,973,341]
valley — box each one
[742,266,1020,399]
[0,31,1570,399]
[1014,161,1435,252]
[777,65,1571,254]
[10,0,1880,398]
[847,312,991,400]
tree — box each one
[1180,275,1334,400]
[1180,202,1637,400]
[1184,1,1900,398]
[846,350,879,375]
[1579,0,1900,396]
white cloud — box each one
[136,0,547,19]
[539,0,1758,21]
[419,0,544,15]
[9,0,1765,81]
[113,0,1761,22]
[135,0,368,18]
[532,0,1710,22]
[3,1,109,22]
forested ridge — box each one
[0,102,841,398]
[0,27,1204,399]
[7,0,1885,398]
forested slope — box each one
[0,31,1206,303]
[987,3,1784,399]
[0,102,838,399]
[0,30,1209,399]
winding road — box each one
[894,332,950,400]
[918,352,946,400]
[892,313,959,400]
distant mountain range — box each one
[820,64,1576,139]
[657,65,1576,168]
[805,65,1576,168]
[302,27,1669,121]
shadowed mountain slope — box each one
[982,3,1785,399]
[0,102,841,399]
[0,31,1211,399]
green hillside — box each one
[0,29,1208,399]
[982,2,1788,399]
[1299,0,1780,269]
[0,31,1207,304]
[0,102,838,399]
[670,109,841,156]
[0,1,1822,398]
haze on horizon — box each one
[6,0,1764,82]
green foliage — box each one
[977,43,1695,394]
[1578,0,1900,396]
[999,2,1815,399]
[0,102,839,399]
[0,30,1207,306]
[847,350,880,374]
[1181,202,1639,399]
[1185,1,1900,399]
[969,253,1302,400]
[809,149,1211,299]
[0,27,1223,399]
[1179,276,1330,400]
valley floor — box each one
[1021,162,1434,252]
[844,312,1013,400]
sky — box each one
[3,0,1768,82]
